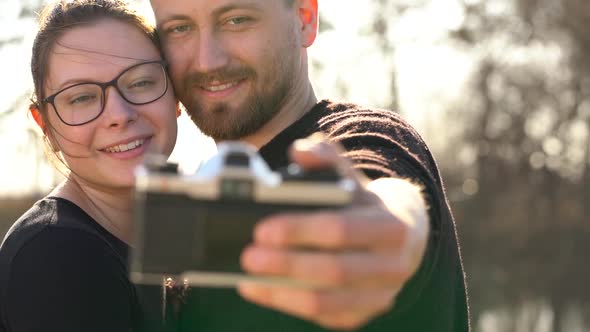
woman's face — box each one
[43,19,178,190]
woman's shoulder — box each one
[0,197,129,287]
[0,198,137,331]
[0,197,60,259]
[1,197,102,252]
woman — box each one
[0,0,179,331]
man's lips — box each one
[201,80,240,92]
[197,78,247,97]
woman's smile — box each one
[99,136,153,160]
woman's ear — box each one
[176,102,182,118]
[29,103,46,132]
[30,103,60,152]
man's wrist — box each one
[366,177,430,274]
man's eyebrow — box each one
[156,3,264,30]
[156,14,193,30]
[211,2,264,17]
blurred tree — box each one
[364,0,427,113]
[359,0,589,329]
[0,0,62,216]
[440,0,590,330]
[0,0,44,117]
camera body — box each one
[130,142,355,287]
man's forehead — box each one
[150,0,265,5]
[150,0,268,15]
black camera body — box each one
[130,142,355,287]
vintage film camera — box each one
[130,142,355,288]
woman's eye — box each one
[130,80,154,89]
[69,94,96,105]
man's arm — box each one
[238,138,430,330]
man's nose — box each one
[194,31,230,74]
[101,88,139,129]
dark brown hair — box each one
[31,0,160,114]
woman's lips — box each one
[101,137,151,160]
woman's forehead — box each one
[54,19,157,66]
[45,19,159,92]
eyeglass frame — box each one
[41,60,169,126]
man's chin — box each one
[184,95,279,141]
[189,111,246,141]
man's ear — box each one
[297,0,319,48]
[29,104,46,132]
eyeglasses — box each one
[42,60,169,126]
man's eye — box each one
[167,24,192,34]
[226,16,252,26]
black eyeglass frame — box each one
[41,60,169,126]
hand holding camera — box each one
[236,137,430,330]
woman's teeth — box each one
[104,139,144,153]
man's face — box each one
[151,0,306,141]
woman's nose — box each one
[101,87,139,128]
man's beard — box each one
[177,62,294,141]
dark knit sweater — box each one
[174,100,469,331]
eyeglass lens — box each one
[53,62,167,125]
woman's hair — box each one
[31,0,160,112]
[29,0,160,168]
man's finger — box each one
[241,247,413,288]
[237,284,396,325]
[290,135,368,184]
[290,137,346,166]
[254,209,407,250]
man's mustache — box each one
[183,66,256,87]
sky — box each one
[0,0,473,196]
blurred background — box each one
[1,0,588,331]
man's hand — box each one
[238,135,430,330]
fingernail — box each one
[293,133,328,152]
[293,138,316,152]
[307,132,328,143]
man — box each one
[148,0,469,331]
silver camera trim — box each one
[135,141,356,205]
